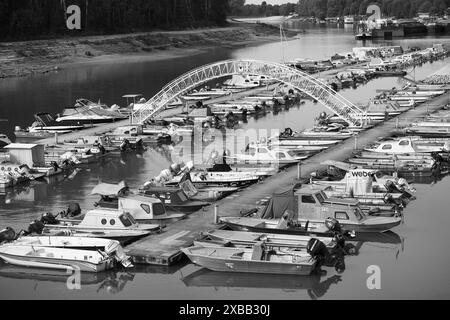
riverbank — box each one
[0,23,293,79]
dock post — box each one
[297,162,301,180]
[214,205,219,224]
[354,135,357,150]
[396,118,399,129]
[54,132,58,144]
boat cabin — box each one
[259,186,366,225]
[92,182,173,221]
[79,208,141,229]
[243,144,301,161]
[367,138,440,153]
[295,185,365,223]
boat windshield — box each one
[354,207,364,220]
[315,192,327,203]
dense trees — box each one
[228,0,297,17]
[296,0,450,18]
[0,0,229,41]
[229,0,450,18]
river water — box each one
[1,24,450,299]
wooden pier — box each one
[125,91,450,266]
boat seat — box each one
[251,242,265,261]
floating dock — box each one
[125,91,450,266]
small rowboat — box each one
[182,244,317,275]
[197,229,337,250]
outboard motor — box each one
[325,217,342,233]
[307,238,331,263]
[65,202,81,217]
[0,227,16,243]
[431,151,448,164]
[325,217,355,239]
[384,180,399,193]
[40,212,59,225]
[383,193,395,204]
[27,220,45,235]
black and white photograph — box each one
[1,0,450,305]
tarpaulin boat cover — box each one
[259,188,296,219]
[91,181,128,196]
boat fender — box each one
[0,227,16,243]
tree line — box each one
[229,0,298,17]
[229,0,450,19]
[298,0,450,19]
[0,0,229,41]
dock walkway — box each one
[125,91,449,266]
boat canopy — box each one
[91,181,129,197]
[259,188,296,220]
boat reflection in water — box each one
[181,230,404,299]
[347,230,405,259]
[0,263,135,294]
[182,268,342,299]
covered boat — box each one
[221,186,402,234]
[91,181,186,221]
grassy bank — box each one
[0,23,294,79]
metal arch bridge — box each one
[131,59,366,126]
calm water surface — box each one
[1,26,450,299]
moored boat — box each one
[0,235,132,273]
[182,244,317,275]
[39,208,160,244]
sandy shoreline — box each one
[0,24,291,79]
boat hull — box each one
[0,252,110,273]
[183,252,315,275]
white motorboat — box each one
[168,171,260,187]
[91,182,186,223]
[229,144,308,165]
[365,138,450,154]
[223,75,261,89]
[41,208,160,244]
[9,236,133,268]
[0,244,116,273]
[312,161,415,196]
[56,99,128,124]
[16,113,85,136]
